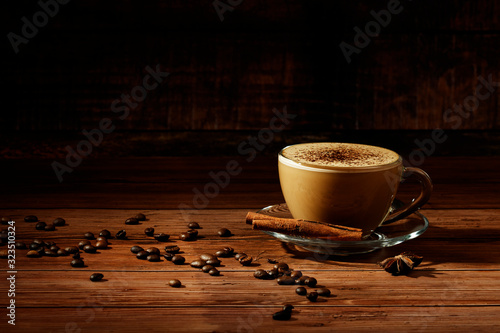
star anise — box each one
[378,252,423,275]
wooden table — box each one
[1,156,499,332]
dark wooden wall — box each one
[2,0,500,132]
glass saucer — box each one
[257,202,429,256]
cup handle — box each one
[382,167,433,225]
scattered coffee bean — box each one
[0,250,8,258]
[136,250,149,260]
[234,253,246,260]
[283,304,294,312]
[84,232,95,240]
[171,255,185,265]
[316,288,331,297]
[144,227,155,237]
[190,259,206,268]
[90,273,104,282]
[164,245,180,254]
[134,213,146,221]
[44,224,56,231]
[83,245,97,253]
[305,277,317,288]
[277,276,295,285]
[96,236,108,242]
[146,247,160,255]
[154,233,170,242]
[267,258,279,264]
[99,230,112,239]
[130,246,144,254]
[306,291,318,302]
[169,279,181,288]
[290,271,302,280]
[65,246,79,254]
[215,246,234,257]
[205,258,221,267]
[296,276,309,285]
[125,218,139,225]
[95,241,108,249]
[239,256,253,266]
[35,222,47,230]
[71,259,85,267]
[208,268,220,276]
[200,253,217,261]
[187,222,200,229]
[147,254,161,262]
[50,245,60,252]
[217,228,231,237]
[274,262,289,273]
[78,240,91,250]
[44,249,58,257]
[53,218,66,226]
[179,232,192,241]
[272,310,291,321]
[202,265,215,273]
[33,239,44,246]
[254,269,269,279]
[268,268,280,279]
[163,253,174,261]
[186,229,198,238]
[296,287,307,295]
[115,230,127,239]
[45,241,56,247]
[35,247,45,255]
[27,250,41,258]
[73,252,81,259]
[15,242,26,249]
[24,215,38,222]
[57,249,69,256]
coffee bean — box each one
[44,224,56,231]
[57,249,69,256]
[53,218,66,226]
[296,286,307,295]
[65,246,80,254]
[239,256,253,266]
[202,265,215,273]
[179,232,192,241]
[147,254,161,262]
[144,227,155,236]
[90,273,104,282]
[146,247,160,255]
[95,241,108,249]
[186,229,198,238]
[187,222,200,229]
[154,233,170,242]
[73,252,81,259]
[282,304,294,312]
[296,276,309,285]
[24,215,38,222]
[99,230,112,239]
[274,262,289,272]
[27,250,41,258]
[44,250,58,257]
[317,288,331,297]
[83,245,97,253]
[200,253,217,261]
[78,240,91,250]
[84,232,95,240]
[277,276,295,285]
[136,250,149,260]
[268,268,280,279]
[272,310,291,321]
[208,268,220,276]
[254,269,269,279]
[290,271,302,280]
[169,279,181,288]
[234,253,246,260]
[15,242,26,249]
[171,255,185,265]
[71,259,85,267]
[163,253,174,261]
[33,239,44,246]
[305,277,317,288]
[125,218,139,225]
[205,258,221,267]
[130,246,144,254]
[0,250,8,258]
[217,228,231,237]
[115,230,127,239]
[164,245,180,254]
[50,245,60,252]
[222,246,234,254]
[306,291,318,302]
[190,259,206,268]
[45,241,56,247]
[96,236,108,242]
[35,222,47,230]
[134,213,146,221]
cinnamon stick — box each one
[245,212,362,241]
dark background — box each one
[1,0,500,159]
